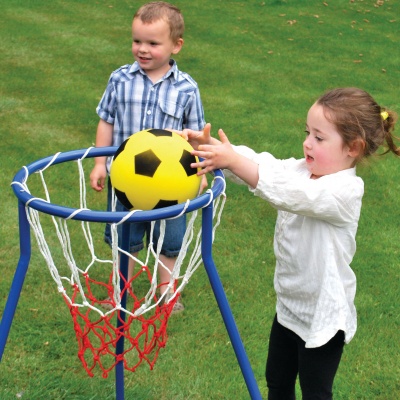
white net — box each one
[12,149,226,376]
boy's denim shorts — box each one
[104,179,186,258]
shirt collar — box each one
[129,59,178,81]
[318,166,358,181]
[338,167,357,177]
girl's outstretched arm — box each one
[191,129,259,188]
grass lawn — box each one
[0,0,399,399]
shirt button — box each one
[150,87,155,91]
[147,110,152,115]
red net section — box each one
[64,266,178,378]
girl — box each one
[183,88,399,399]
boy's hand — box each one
[199,175,208,193]
[90,163,107,191]
[90,120,113,191]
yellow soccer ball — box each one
[110,128,202,210]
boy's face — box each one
[303,103,355,179]
[132,18,183,82]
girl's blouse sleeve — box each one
[222,145,276,185]
[229,145,364,227]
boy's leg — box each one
[266,315,298,400]
[103,178,113,246]
[158,254,184,313]
[115,198,146,283]
[126,253,137,282]
[152,216,186,311]
[298,330,344,400]
[158,254,177,296]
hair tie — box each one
[381,111,389,121]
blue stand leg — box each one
[201,204,262,400]
[115,222,130,400]
[2,190,259,399]
[0,201,32,360]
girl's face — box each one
[132,18,183,83]
[303,103,355,179]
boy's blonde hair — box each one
[134,1,184,43]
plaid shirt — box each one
[97,60,205,148]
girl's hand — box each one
[191,129,260,188]
[191,129,238,175]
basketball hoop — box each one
[0,146,262,400]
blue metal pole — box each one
[0,201,32,360]
[115,222,130,400]
[201,204,262,400]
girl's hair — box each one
[134,1,184,43]
[317,87,400,161]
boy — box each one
[90,1,205,312]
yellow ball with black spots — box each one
[110,128,201,211]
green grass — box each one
[1,0,399,399]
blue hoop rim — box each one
[11,146,225,223]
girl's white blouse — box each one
[228,145,364,348]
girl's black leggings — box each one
[266,315,345,400]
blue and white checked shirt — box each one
[97,60,205,148]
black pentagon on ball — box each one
[148,128,173,138]
[153,199,178,209]
[113,187,134,210]
[135,149,162,177]
[179,149,198,177]
[113,138,128,161]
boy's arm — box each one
[90,119,113,191]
